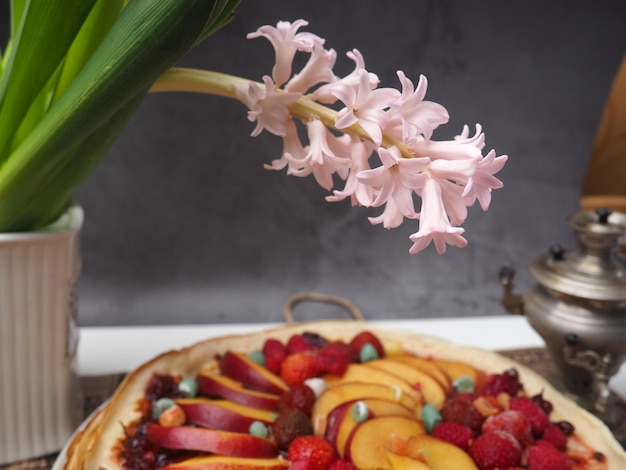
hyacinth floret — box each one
[238,20,508,254]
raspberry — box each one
[482,410,533,448]
[348,331,384,359]
[483,369,520,397]
[328,459,358,470]
[262,339,287,374]
[431,422,474,451]
[316,342,352,376]
[542,424,567,452]
[280,353,319,386]
[469,430,522,470]
[525,440,570,470]
[287,335,316,354]
[288,435,337,470]
[509,397,549,437]
[271,407,313,450]
[278,383,317,415]
[441,395,485,434]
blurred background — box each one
[69,0,625,326]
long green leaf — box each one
[10,0,124,153]
[0,0,239,231]
[0,0,98,163]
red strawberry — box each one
[278,383,317,415]
[482,410,533,448]
[431,422,474,451]
[525,440,570,470]
[469,430,522,470]
[509,397,549,437]
[262,339,287,374]
[288,435,337,470]
[542,424,567,452]
[348,331,384,359]
[280,353,319,386]
[316,342,352,376]
[441,395,485,434]
[287,335,316,355]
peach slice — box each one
[146,424,277,458]
[162,455,288,469]
[324,364,422,403]
[381,449,433,470]
[176,398,276,433]
[388,356,451,390]
[196,372,280,410]
[431,359,484,391]
[407,434,478,470]
[345,416,426,468]
[333,399,415,458]
[219,351,289,395]
[365,360,447,410]
[311,382,421,436]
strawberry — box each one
[316,342,352,376]
[288,435,337,470]
[525,440,570,470]
[287,335,316,355]
[509,396,549,438]
[469,430,522,470]
[280,353,319,386]
[262,338,287,374]
[431,422,474,451]
[348,331,384,359]
[441,395,485,434]
[278,383,317,415]
[541,423,567,452]
[482,410,533,448]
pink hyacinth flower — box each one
[286,118,351,190]
[462,149,508,211]
[285,43,337,94]
[247,19,325,87]
[358,146,429,227]
[236,75,302,137]
[327,137,377,206]
[314,49,379,104]
[388,71,449,143]
[333,69,399,145]
[409,177,468,254]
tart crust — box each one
[62,320,626,469]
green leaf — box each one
[0,0,98,163]
[9,0,124,153]
[0,0,239,232]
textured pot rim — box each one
[0,203,84,242]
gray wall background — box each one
[70,1,625,326]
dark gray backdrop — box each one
[68,1,625,326]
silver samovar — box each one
[500,208,626,430]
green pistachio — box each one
[178,378,199,398]
[248,420,269,438]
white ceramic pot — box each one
[0,204,84,464]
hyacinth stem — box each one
[151,67,412,157]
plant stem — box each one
[151,67,413,157]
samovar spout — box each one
[498,265,525,315]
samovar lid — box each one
[530,208,626,302]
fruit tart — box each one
[61,321,626,469]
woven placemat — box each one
[2,348,624,469]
